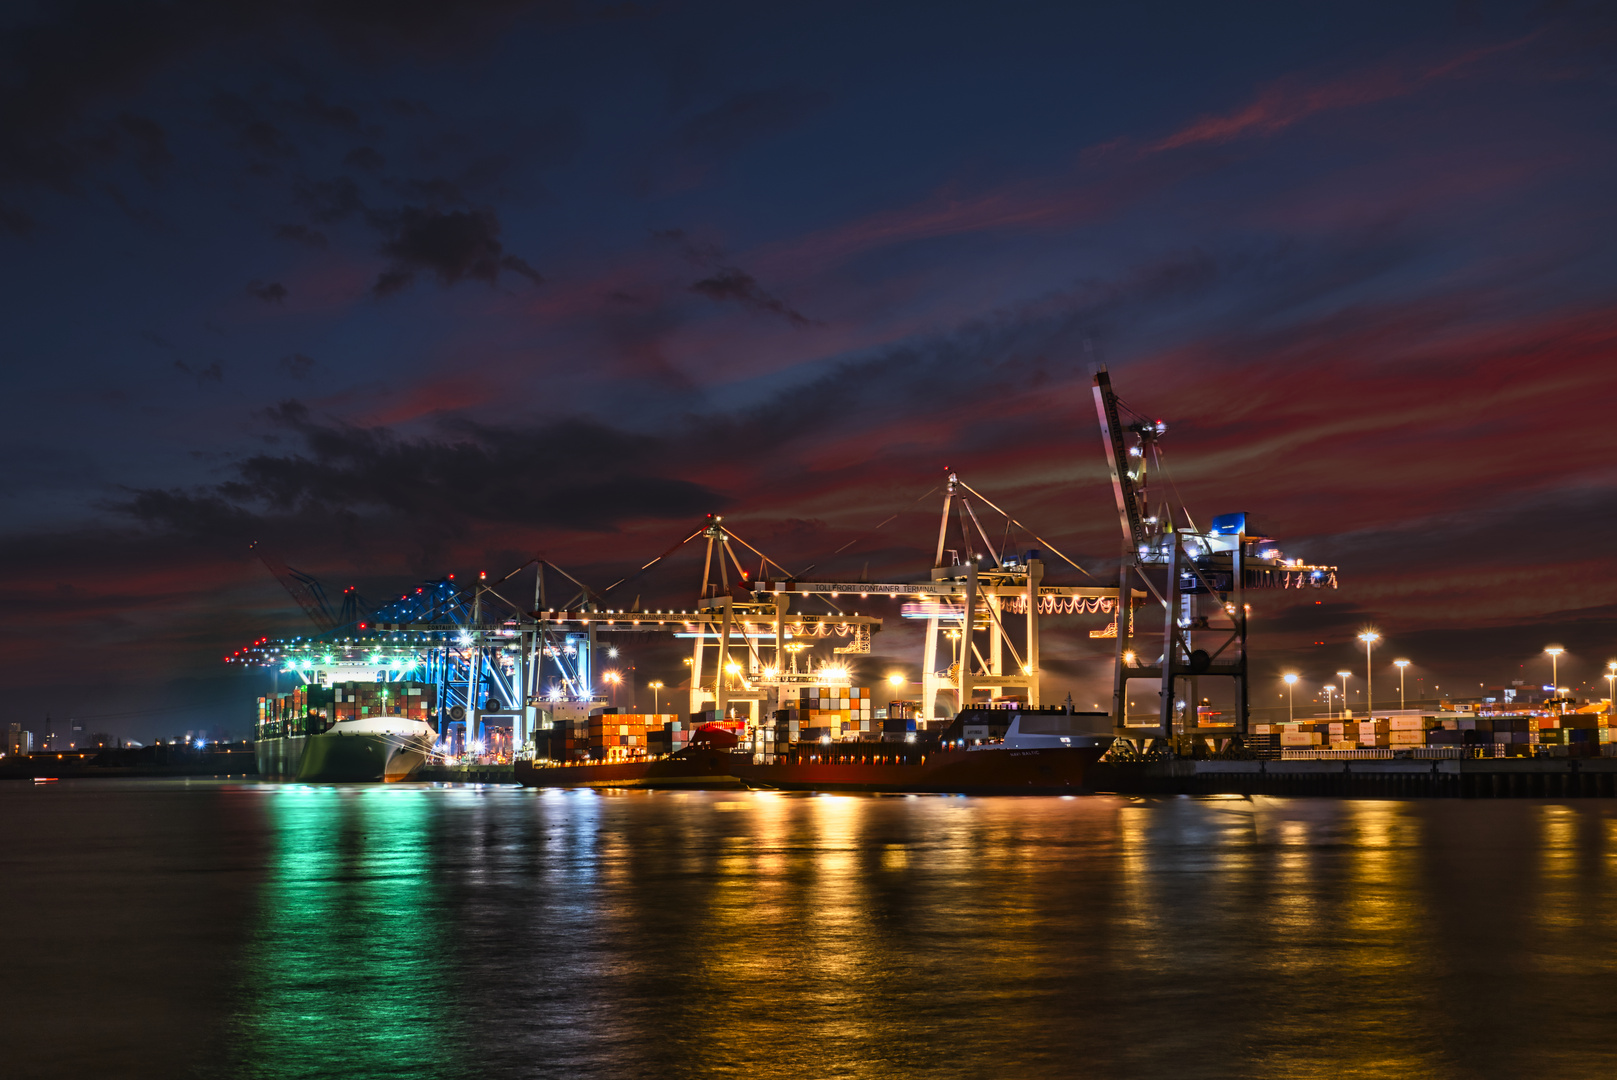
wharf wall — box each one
[1091,758,1617,799]
[416,764,516,783]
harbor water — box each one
[5,781,1617,1079]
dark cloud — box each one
[211,92,297,159]
[370,206,542,295]
[113,112,170,177]
[123,403,725,534]
[652,226,725,265]
[294,176,365,223]
[122,488,259,540]
[0,0,617,199]
[272,222,328,248]
[278,353,316,379]
[173,359,223,385]
[672,85,832,159]
[343,145,386,171]
[639,85,832,193]
[246,280,287,303]
[690,266,817,326]
[288,92,362,133]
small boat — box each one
[255,716,436,782]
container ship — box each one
[515,717,743,789]
[256,680,435,782]
[734,708,1115,794]
[514,701,1115,795]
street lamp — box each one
[1358,631,1380,719]
[1282,673,1298,722]
[1606,662,1615,723]
[603,670,622,707]
[1337,671,1352,718]
[887,673,905,689]
[649,680,664,714]
[1393,659,1410,711]
[1545,646,1565,714]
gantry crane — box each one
[757,472,1119,720]
[1093,365,1338,750]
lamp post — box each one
[1323,684,1336,720]
[1606,662,1615,723]
[1393,659,1410,711]
[649,680,664,714]
[1282,673,1298,722]
[1337,671,1352,718]
[1545,646,1565,714]
[603,670,621,708]
[1358,631,1380,720]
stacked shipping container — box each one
[256,680,437,739]
[1250,714,1617,756]
[780,685,874,741]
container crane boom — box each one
[250,542,339,632]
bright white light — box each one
[457,633,473,646]
[887,673,905,687]
[1282,673,1298,685]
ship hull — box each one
[254,732,431,782]
[733,744,1109,794]
[515,749,744,789]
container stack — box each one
[1531,714,1615,753]
[559,712,592,760]
[781,685,873,740]
[582,713,678,761]
[646,719,692,757]
[1247,713,1617,757]
[882,711,918,738]
[767,710,801,748]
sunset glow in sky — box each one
[2,2,1614,738]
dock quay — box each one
[416,763,515,783]
[1091,756,1617,799]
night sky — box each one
[3,2,1614,742]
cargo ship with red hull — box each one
[734,715,1116,795]
[515,729,744,790]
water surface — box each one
[5,781,1617,1079]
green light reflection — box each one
[226,787,457,1079]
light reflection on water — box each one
[9,783,1617,1079]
